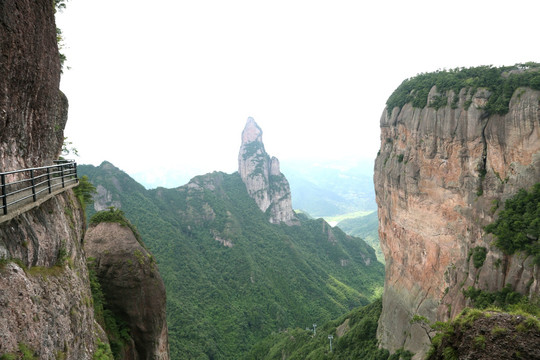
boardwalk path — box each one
[0,161,78,225]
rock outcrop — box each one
[238,117,298,225]
[0,191,98,359]
[0,0,67,172]
[374,77,540,357]
[85,222,170,360]
[426,309,540,360]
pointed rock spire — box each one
[238,117,298,225]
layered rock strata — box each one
[85,222,170,360]
[374,85,540,357]
[238,117,298,225]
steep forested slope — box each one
[79,162,384,359]
[247,298,408,360]
[336,211,383,263]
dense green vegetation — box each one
[73,175,96,211]
[463,284,540,316]
[485,183,540,264]
[386,63,540,116]
[79,162,384,359]
[334,211,383,263]
[468,246,487,269]
[247,298,412,360]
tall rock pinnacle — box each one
[238,117,298,225]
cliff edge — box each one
[85,214,170,360]
[374,65,540,357]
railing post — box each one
[30,169,37,202]
[74,162,78,183]
[60,164,65,188]
[1,173,7,215]
[47,167,52,194]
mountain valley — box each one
[78,119,385,359]
[1,2,539,357]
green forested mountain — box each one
[247,298,412,360]
[79,162,384,359]
[336,211,383,263]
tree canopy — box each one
[386,63,540,116]
[485,183,540,264]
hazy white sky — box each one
[56,0,540,187]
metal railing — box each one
[0,160,78,216]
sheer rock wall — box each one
[374,86,540,357]
[0,0,67,171]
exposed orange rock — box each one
[374,86,540,357]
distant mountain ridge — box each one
[281,159,377,218]
[78,118,384,359]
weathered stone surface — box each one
[0,0,67,172]
[0,191,98,359]
[85,222,170,360]
[94,184,122,211]
[375,86,540,358]
[0,1,107,357]
[238,117,298,225]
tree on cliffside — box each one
[485,183,540,264]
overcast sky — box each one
[56,0,540,188]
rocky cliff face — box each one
[0,0,66,171]
[0,1,104,358]
[0,2,169,358]
[85,222,170,360]
[0,191,99,358]
[238,117,298,225]
[375,81,540,356]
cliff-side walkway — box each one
[0,161,78,224]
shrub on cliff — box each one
[74,175,96,210]
[425,307,540,360]
[89,207,128,226]
[463,284,527,311]
[89,207,145,248]
[485,183,540,264]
